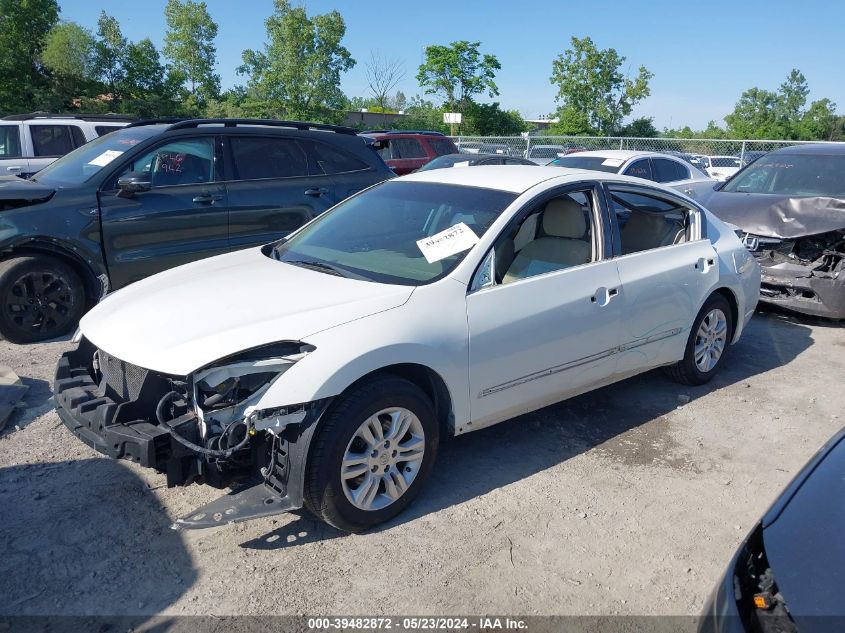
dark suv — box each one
[360,130,458,174]
[0,118,393,343]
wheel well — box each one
[352,363,454,438]
[2,244,102,307]
[713,287,739,337]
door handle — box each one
[192,193,224,204]
[6,166,21,173]
[304,187,329,197]
[591,287,619,306]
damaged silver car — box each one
[701,143,845,319]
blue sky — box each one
[59,0,844,130]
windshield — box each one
[32,126,162,186]
[548,156,621,173]
[273,181,517,285]
[530,147,564,159]
[721,153,845,196]
[711,157,740,167]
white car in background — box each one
[524,144,570,164]
[548,150,716,199]
[0,113,132,178]
[54,166,760,533]
[699,155,741,181]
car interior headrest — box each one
[542,197,587,238]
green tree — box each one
[724,87,784,138]
[0,0,59,113]
[41,21,98,110]
[163,0,220,100]
[392,90,407,112]
[621,116,658,137]
[550,36,653,135]
[93,11,127,105]
[546,106,593,135]
[42,21,95,80]
[463,101,525,136]
[416,41,500,114]
[238,0,355,122]
[798,98,837,140]
[777,69,809,123]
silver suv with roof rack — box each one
[0,113,134,178]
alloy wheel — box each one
[694,308,728,373]
[340,407,426,511]
[5,270,77,336]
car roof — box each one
[561,149,693,162]
[769,143,845,156]
[399,164,668,194]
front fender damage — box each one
[172,398,332,530]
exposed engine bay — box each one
[53,336,330,528]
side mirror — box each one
[117,171,151,196]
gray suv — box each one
[0,118,393,343]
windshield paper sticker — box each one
[417,222,479,264]
[87,150,124,167]
[601,158,625,167]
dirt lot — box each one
[0,308,842,618]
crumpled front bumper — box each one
[53,345,201,486]
[758,265,845,319]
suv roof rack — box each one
[165,118,358,135]
[124,118,185,128]
[360,130,446,136]
[2,112,137,122]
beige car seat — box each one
[620,210,686,254]
[503,198,590,283]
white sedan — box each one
[548,150,715,198]
[699,155,742,181]
[54,167,760,532]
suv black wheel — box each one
[665,293,734,386]
[304,375,440,532]
[0,256,85,344]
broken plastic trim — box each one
[172,398,332,530]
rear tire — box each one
[304,375,439,532]
[0,256,85,344]
[665,293,734,386]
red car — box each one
[360,130,459,175]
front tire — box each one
[665,293,734,386]
[0,256,86,344]
[304,375,439,532]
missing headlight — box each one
[197,372,278,410]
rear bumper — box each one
[53,348,200,485]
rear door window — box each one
[623,159,654,181]
[391,138,426,159]
[301,140,369,174]
[95,125,122,136]
[0,126,21,158]
[429,138,457,157]
[230,136,308,179]
[652,158,690,183]
[30,125,86,156]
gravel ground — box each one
[0,307,842,618]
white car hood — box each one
[80,247,415,375]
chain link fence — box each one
[449,135,843,166]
